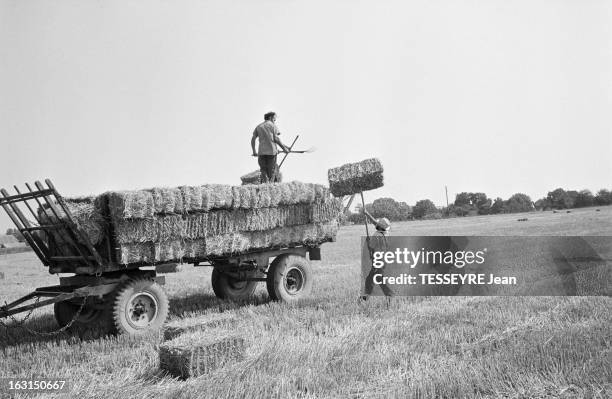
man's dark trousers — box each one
[258,155,277,183]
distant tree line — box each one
[534,188,612,210]
[345,187,611,222]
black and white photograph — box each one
[0,1,611,398]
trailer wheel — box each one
[54,300,114,337]
[54,301,106,328]
[112,278,169,336]
[266,254,313,302]
[211,268,258,300]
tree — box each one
[546,188,575,209]
[447,204,471,217]
[397,202,412,220]
[575,190,594,208]
[506,193,534,213]
[370,198,400,220]
[489,198,506,214]
[454,192,471,207]
[595,189,612,206]
[412,199,438,219]
[534,198,551,211]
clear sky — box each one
[1,0,611,231]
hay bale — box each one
[163,313,236,341]
[231,186,256,209]
[159,331,245,379]
[328,158,384,197]
[240,169,283,185]
[114,215,185,244]
[204,221,339,257]
[180,186,203,212]
[118,242,155,264]
[184,213,209,239]
[205,205,312,236]
[38,196,107,246]
[108,190,155,219]
[149,187,184,214]
[118,239,184,264]
[240,170,262,185]
[201,184,234,211]
[310,198,343,223]
[154,240,185,262]
[184,238,207,259]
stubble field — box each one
[0,206,611,398]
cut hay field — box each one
[1,206,611,398]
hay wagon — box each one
[0,180,327,336]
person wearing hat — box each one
[361,210,393,300]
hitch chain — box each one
[0,295,88,336]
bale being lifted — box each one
[327,158,384,197]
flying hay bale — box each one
[163,313,237,341]
[327,158,384,197]
[159,331,245,379]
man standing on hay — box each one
[251,112,289,183]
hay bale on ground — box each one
[159,332,245,379]
[163,313,236,341]
[328,158,384,197]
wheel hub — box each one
[284,268,304,295]
[127,292,158,329]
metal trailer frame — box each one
[0,179,327,326]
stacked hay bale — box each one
[38,196,108,254]
[240,169,283,185]
[45,182,342,264]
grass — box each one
[0,206,611,398]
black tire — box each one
[112,278,169,336]
[266,254,313,302]
[53,299,113,337]
[211,268,258,300]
